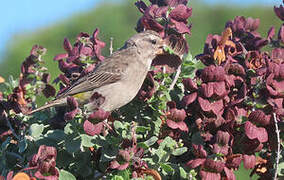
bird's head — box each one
[125,30,165,60]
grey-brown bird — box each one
[30,30,165,114]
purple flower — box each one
[53,29,106,95]
[83,120,104,136]
[138,71,155,101]
[267,26,275,41]
[183,78,198,91]
[64,97,79,121]
[92,28,106,61]
[212,131,231,155]
[187,158,226,179]
[271,48,284,62]
[266,73,284,97]
[138,5,166,36]
[110,150,131,170]
[166,101,188,132]
[248,110,270,126]
[136,0,192,37]
[42,84,56,98]
[244,121,268,143]
[29,145,59,180]
[225,16,267,50]
[83,109,110,136]
[169,4,192,34]
[278,24,284,44]
[166,0,188,7]
[243,154,256,169]
[225,154,242,169]
[245,50,266,70]
[274,4,284,21]
[201,65,226,82]
[225,16,259,37]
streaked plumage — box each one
[30,30,165,114]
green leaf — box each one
[64,123,74,134]
[138,142,149,149]
[113,120,124,130]
[45,130,65,142]
[153,117,162,136]
[29,123,44,139]
[155,149,168,162]
[111,175,124,180]
[65,135,81,153]
[136,126,151,133]
[101,145,118,162]
[163,46,175,55]
[160,163,174,174]
[160,136,176,150]
[179,167,187,179]
[277,161,284,176]
[18,138,27,153]
[172,147,188,156]
[145,176,155,180]
[59,169,76,180]
[80,134,95,147]
[116,169,130,180]
[144,136,158,147]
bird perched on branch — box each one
[30,30,166,114]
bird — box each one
[29,30,166,114]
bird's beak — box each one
[156,40,166,55]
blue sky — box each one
[0,0,102,57]
[0,0,281,58]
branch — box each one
[273,113,280,180]
[109,37,113,55]
[169,64,181,91]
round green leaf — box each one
[80,134,95,147]
[172,147,188,156]
[29,123,44,139]
[59,169,76,180]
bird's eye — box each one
[150,39,157,45]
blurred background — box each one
[0,0,282,179]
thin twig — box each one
[273,113,280,180]
[169,64,181,91]
[189,173,193,180]
[160,66,166,86]
[109,37,113,55]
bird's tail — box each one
[28,98,67,115]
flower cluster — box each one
[135,0,192,37]
[0,45,54,153]
[182,5,284,179]
[53,29,105,96]
[28,145,59,179]
[135,0,191,101]
[0,45,54,114]
[2,145,58,180]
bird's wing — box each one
[56,55,129,99]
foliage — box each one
[0,0,282,83]
[0,0,283,180]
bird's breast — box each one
[89,59,150,112]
